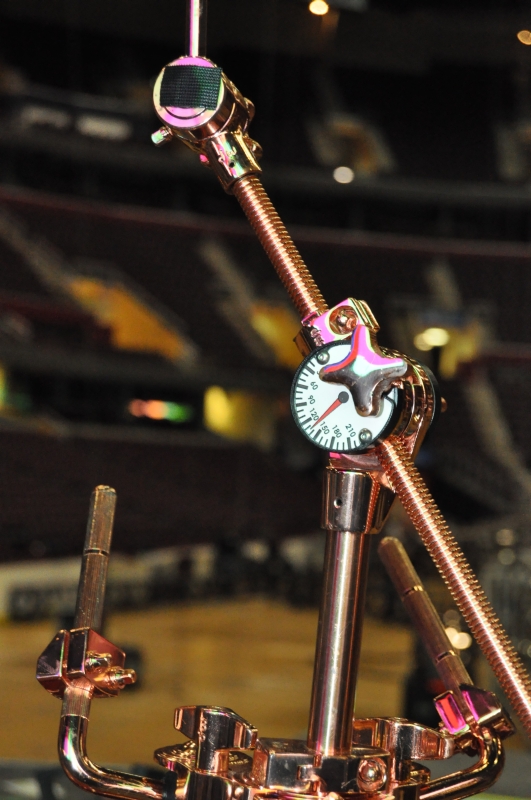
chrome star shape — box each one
[320,324,407,417]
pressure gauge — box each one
[290,341,401,453]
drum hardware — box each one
[37,2,531,798]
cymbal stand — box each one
[37,2,531,799]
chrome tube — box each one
[186,0,207,57]
[419,731,504,800]
[307,530,371,755]
[60,684,164,800]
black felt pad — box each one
[160,65,222,109]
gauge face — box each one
[291,341,400,453]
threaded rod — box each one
[233,175,328,320]
[377,437,531,739]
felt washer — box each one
[153,55,225,129]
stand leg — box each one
[307,467,389,756]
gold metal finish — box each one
[232,176,328,320]
[377,437,531,739]
[153,58,255,156]
[47,9,528,797]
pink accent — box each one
[169,55,212,68]
[461,686,499,723]
[302,301,350,346]
[435,692,468,735]
[322,325,405,377]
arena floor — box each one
[0,598,412,764]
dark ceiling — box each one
[1,1,531,220]
[0,0,530,72]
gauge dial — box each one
[291,341,400,453]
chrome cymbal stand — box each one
[37,3,531,799]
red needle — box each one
[312,391,349,427]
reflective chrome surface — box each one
[34,3,529,798]
[174,705,257,773]
[60,709,164,800]
[419,731,504,800]
[186,0,206,57]
[322,469,373,533]
[307,526,371,755]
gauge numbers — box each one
[291,342,399,453]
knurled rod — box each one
[377,437,531,739]
[232,175,328,320]
[74,486,116,632]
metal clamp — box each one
[37,627,134,699]
[175,706,257,773]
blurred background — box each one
[1,0,531,795]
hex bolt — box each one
[357,757,386,792]
[329,306,357,335]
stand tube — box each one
[308,468,375,756]
[308,530,370,756]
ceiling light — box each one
[75,114,132,141]
[414,327,450,351]
[309,0,329,15]
[333,166,355,183]
[128,399,194,423]
[517,30,531,45]
[444,627,472,651]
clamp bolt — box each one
[85,652,112,671]
[329,306,358,335]
[152,126,174,146]
[357,757,386,792]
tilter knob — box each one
[175,705,258,773]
